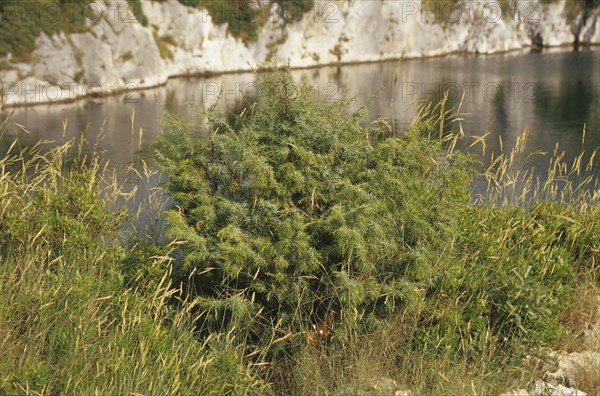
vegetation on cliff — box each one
[0,0,151,60]
[175,0,314,43]
[0,0,313,61]
[0,0,93,60]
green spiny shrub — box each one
[155,70,600,369]
[157,72,473,342]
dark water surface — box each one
[1,47,598,186]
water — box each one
[1,47,598,186]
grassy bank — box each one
[1,71,599,395]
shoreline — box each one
[2,43,598,111]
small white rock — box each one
[530,380,587,396]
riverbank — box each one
[3,46,598,191]
[1,0,599,108]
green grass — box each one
[0,125,267,394]
[0,70,598,394]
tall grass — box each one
[268,94,600,396]
[0,118,268,394]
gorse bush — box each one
[156,69,600,377]
[157,73,472,342]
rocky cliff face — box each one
[1,0,598,107]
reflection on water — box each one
[1,47,598,187]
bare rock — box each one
[545,351,600,387]
[530,380,587,396]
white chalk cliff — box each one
[1,0,599,106]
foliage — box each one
[157,72,468,345]
[422,0,599,25]
[0,67,598,394]
[0,137,266,395]
[176,0,314,43]
[0,0,89,60]
[156,69,600,384]
[278,0,315,15]
[153,32,174,61]
[0,0,148,60]
[127,0,148,27]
